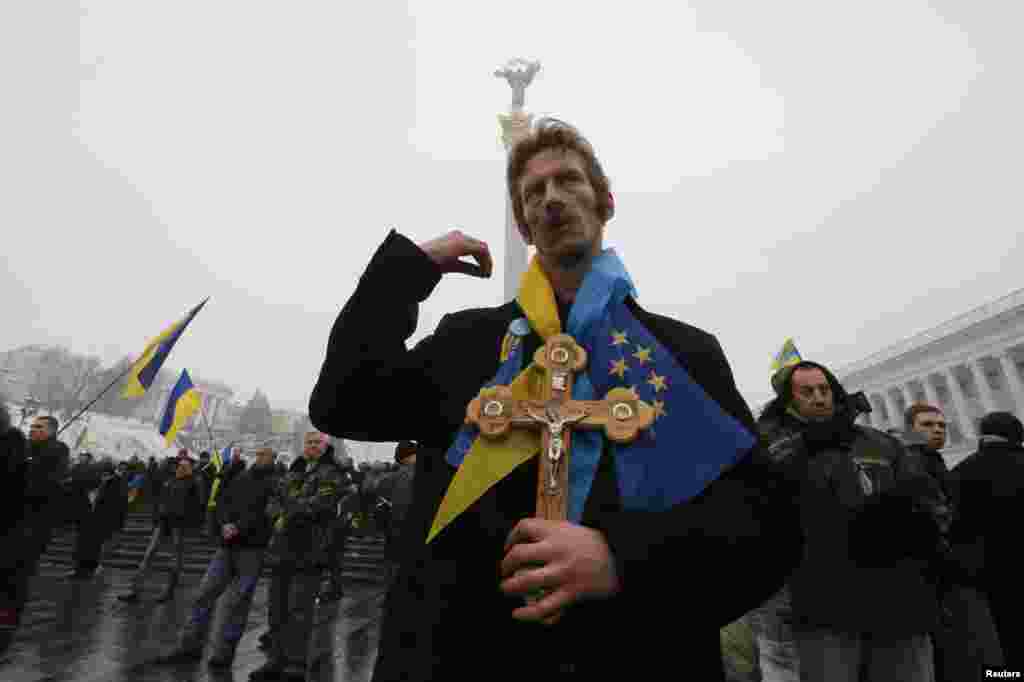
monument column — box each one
[943,366,977,440]
[997,349,1024,417]
[900,384,916,413]
[921,374,941,409]
[882,390,902,430]
[495,58,542,302]
[969,357,998,414]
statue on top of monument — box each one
[494,58,541,111]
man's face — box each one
[401,453,417,466]
[791,367,835,421]
[175,459,192,479]
[913,411,947,450]
[303,432,324,460]
[518,148,604,271]
[29,419,51,443]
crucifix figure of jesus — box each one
[466,333,655,521]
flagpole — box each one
[197,393,218,458]
[57,362,136,436]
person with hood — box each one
[0,401,29,657]
[250,431,343,682]
[68,459,131,579]
[947,411,1024,669]
[903,403,1004,680]
[155,447,277,669]
[756,360,952,681]
[118,449,204,603]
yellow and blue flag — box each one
[770,338,802,371]
[122,299,208,398]
[428,251,755,543]
[158,369,202,447]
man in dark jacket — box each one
[23,415,70,562]
[250,432,343,682]
[0,401,29,657]
[308,118,804,680]
[904,402,1004,679]
[68,459,130,579]
[948,411,1024,669]
[758,361,951,681]
[156,447,277,669]
[118,449,203,603]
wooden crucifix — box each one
[465,333,656,521]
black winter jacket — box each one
[762,411,949,637]
[154,475,204,530]
[216,464,276,548]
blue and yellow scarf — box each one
[427,250,754,543]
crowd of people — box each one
[0,404,414,680]
[2,116,1022,681]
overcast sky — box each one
[2,2,1021,419]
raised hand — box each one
[419,230,493,278]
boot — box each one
[208,636,240,669]
[155,571,179,603]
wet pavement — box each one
[1,562,385,682]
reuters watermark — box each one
[984,670,1022,679]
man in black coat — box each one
[757,362,951,681]
[118,450,204,603]
[156,447,277,669]
[23,415,70,562]
[68,460,130,579]
[0,401,29,657]
[948,411,1024,669]
[309,118,804,680]
[904,403,1004,679]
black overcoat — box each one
[310,231,803,680]
[948,441,1024,669]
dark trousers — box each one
[0,514,56,651]
[270,564,321,667]
[131,526,185,591]
[73,515,118,572]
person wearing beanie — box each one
[947,411,1024,669]
[118,449,203,603]
[752,360,952,682]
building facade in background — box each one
[836,288,1024,468]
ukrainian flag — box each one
[159,369,202,447]
[770,338,802,371]
[122,298,208,398]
